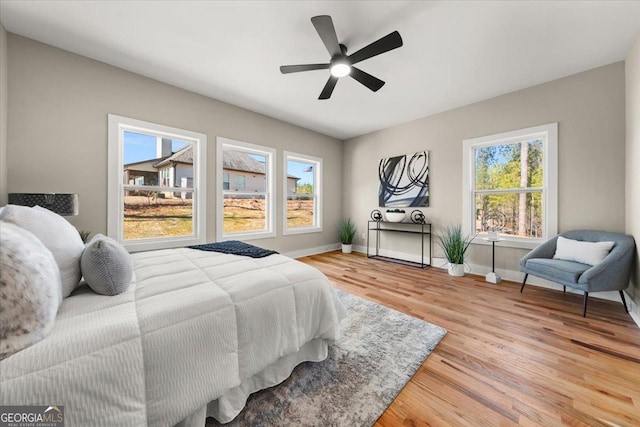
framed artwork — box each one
[378,151,429,207]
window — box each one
[283,152,322,234]
[235,175,246,190]
[108,115,206,251]
[462,123,557,249]
[223,173,230,190]
[217,137,275,240]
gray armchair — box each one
[519,230,635,317]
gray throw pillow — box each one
[81,234,133,296]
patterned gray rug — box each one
[208,289,447,426]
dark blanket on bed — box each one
[188,240,278,258]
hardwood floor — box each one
[299,251,640,427]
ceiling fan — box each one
[280,15,403,100]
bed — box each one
[0,247,343,426]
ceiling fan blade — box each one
[348,31,403,65]
[350,67,385,92]
[280,63,330,74]
[319,76,339,100]
[311,15,342,57]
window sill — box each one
[123,235,205,253]
[470,236,542,250]
[220,230,276,241]
[283,226,323,236]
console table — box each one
[366,220,432,269]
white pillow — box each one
[553,236,615,266]
[0,205,84,297]
[0,221,62,360]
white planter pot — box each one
[341,244,353,254]
[448,263,465,276]
[384,211,406,222]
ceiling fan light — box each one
[330,62,351,77]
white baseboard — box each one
[352,246,640,328]
[352,245,428,264]
[627,296,640,327]
[283,243,341,259]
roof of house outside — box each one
[124,145,300,179]
[154,145,193,167]
[123,157,166,168]
[223,150,264,174]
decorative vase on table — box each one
[385,209,406,222]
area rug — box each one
[207,289,447,426]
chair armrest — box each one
[578,244,634,285]
[519,236,559,269]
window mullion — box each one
[124,185,195,192]
[474,188,543,195]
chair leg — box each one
[563,286,566,293]
[620,290,629,313]
[520,274,528,293]
[582,292,589,317]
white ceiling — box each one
[1,1,639,140]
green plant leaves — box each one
[339,219,357,244]
[438,224,473,264]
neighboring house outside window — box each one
[283,151,322,234]
[217,137,275,240]
[160,167,172,187]
[235,175,246,190]
[108,115,207,252]
[462,123,557,249]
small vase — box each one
[448,263,464,276]
[341,244,353,254]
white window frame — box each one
[462,123,558,249]
[107,114,207,252]
[283,151,323,235]
[223,172,230,190]
[216,137,276,241]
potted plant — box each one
[339,219,357,254]
[438,224,473,276]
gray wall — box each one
[0,23,7,206]
[343,62,626,272]
[625,33,640,307]
[6,34,343,254]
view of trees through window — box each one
[474,139,543,238]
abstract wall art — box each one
[378,151,429,207]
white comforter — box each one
[0,248,342,426]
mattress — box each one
[0,248,342,426]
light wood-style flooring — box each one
[300,251,640,427]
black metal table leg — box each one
[620,290,629,313]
